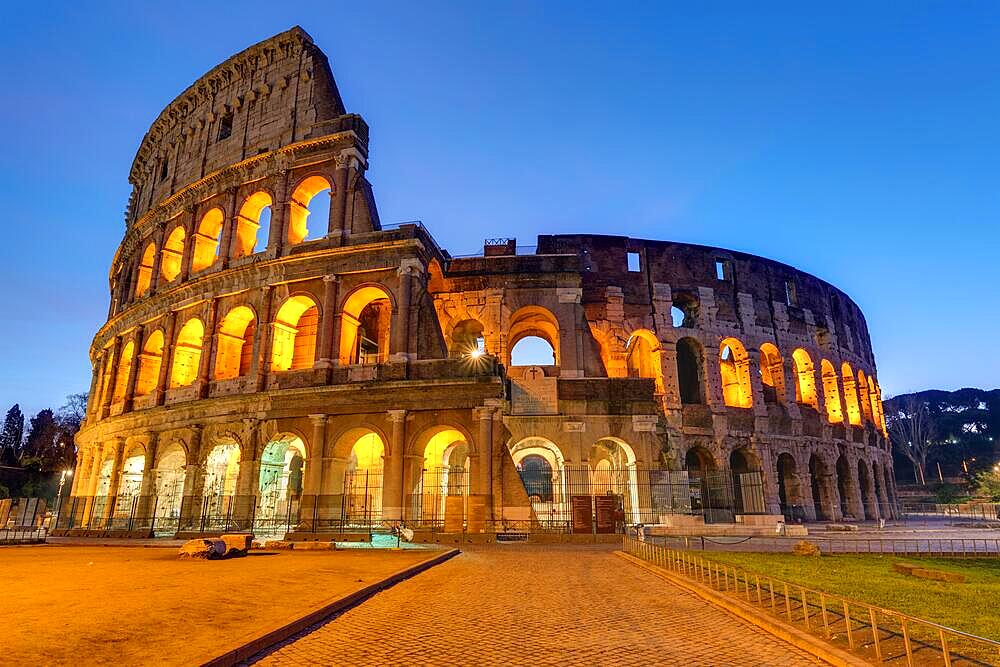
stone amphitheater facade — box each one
[63,27,896,539]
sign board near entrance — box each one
[571,495,593,534]
[444,495,465,533]
[595,495,619,534]
[511,366,558,415]
[467,495,487,533]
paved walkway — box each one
[255,545,818,666]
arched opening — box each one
[820,359,844,423]
[791,349,818,410]
[160,226,186,283]
[203,442,241,523]
[685,445,718,516]
[135,242,156,296]
[836,454,853,518]
[841,363,862,425]
[214,306,256,380]
[759,343,785,404]
[685,446,716,478]
[626,330,664,393]
[135,330,163,397]
[92,457,115,522]
[720,337,752,408]
[345,431,385,522]
[809,455,832,521]
[271,296,319,372]
[776,453,801,520]
[169,318,204,388]
[671,293,698,328]
[857,460,876,520]
[449,319,486,358]
[676,337,704,404]
[730,448,765,515]
[858,371,874,423]
[507,306,560,367]
[153,443,186,535]
[111,340,135,404]
[510,437,566,526]
[256,434,306,535]
[588,438,640,524]
[868,380,882,431]
[234,191,272,257]
[414,427,470,525]
[191,208,225,273]
[113,449,145,520]
[288,176,332,245]
[339,286,392,365]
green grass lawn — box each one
[701,551,1000,641]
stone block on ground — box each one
[220,533,253,556]
[264,540,293,549]
[178,538,227,560]
[792,540,821,556]
[893,562,966,583]
[292,540,335,550]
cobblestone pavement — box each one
[256,545,819,666]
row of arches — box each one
[661,336,886,432]
[97,284,393,411]
[130,176,333,298]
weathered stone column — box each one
[135,434,158,524]
[233,419,260,528]
[267,170,289,253]
[475,407,494,497]
[178,208,197,282]
[154,311,177,406]
[197,298,219,398]
[82,448,105,527]
[390,261,418,361]
[383,410,407,521]
[254,286,275,392]
[218,187,239,268]
[329,153,350,244]
[300,415,327,524]
[123,325,144,412]
[101,438,126,526]
[179,426,204,532]
[316,275,340,370]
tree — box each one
[21,409,62,468]
[886,395,936,485]
[974,468,1000,502]
[0,404,24,466]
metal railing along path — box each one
[623,536,1000,666]
[650,534,1000,559]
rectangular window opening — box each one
[217,112,234,141]
[715,260,730,281]
[785,280,797,307]
[627,252,641,272]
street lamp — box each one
[55,468,72,515]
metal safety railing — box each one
[623,536,1000,666]
[653,534,1000,559]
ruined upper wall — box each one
[536,234,875,365]
[126,27,350,225]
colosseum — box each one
[57,27,896,541]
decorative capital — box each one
[387,409,407,422]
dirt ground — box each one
[0,544,439,665]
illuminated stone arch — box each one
[169,318,204,388]
[857,370,874,423]
[256,433,308,529]
[117,442,146,504]
[191,207,225,273]
[507,305,560,367]
[203,440,241,499]
[857,458,876,520]
[809,453,834,520]
[820,359,844,423]
[153,441,187,526]
[333,427,387,519]
[410,425,473,522]
[775,452,803,517]
[234,190,273,257]
[625,329,664,393]
[589,437,641,523]
[759,343,785,404]
[135,329,164,397]
[287,175,332,245]
[791,348,818,410]
[676,337,705,404]
[841,362,862,425]
[339,284,393,365]
[111,340,135,404]
[160,225,186,283]
[719,337,752,408]
[271,294,319,372]
[134,242,156,296]
[684,445,717,477]
[510,437,567,519]
[214,305,256,380]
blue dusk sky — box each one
[1,2,999,417]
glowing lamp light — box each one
[467,348,484,360]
